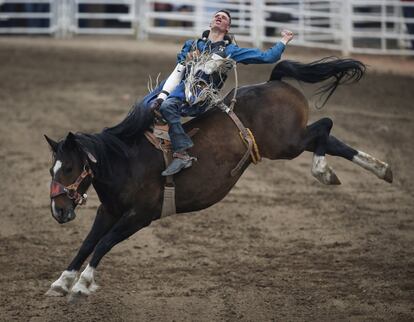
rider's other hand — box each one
[150,98,164,113]
[281,29,294,44]
[150,98,167,124]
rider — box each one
[151,10,294,176]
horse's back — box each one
[229,80,309,160]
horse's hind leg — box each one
[46,205,117,297]
[303,118,341,185]
[326,135,393,183]
[302,118,392,184]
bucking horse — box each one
[44,57,393,300]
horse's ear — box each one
[44,135,58,152]
[65,132,97,163]
[63,132,77,150]
[66,132,76,142]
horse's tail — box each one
[269,57,366,107]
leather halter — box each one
[50,165,94,206]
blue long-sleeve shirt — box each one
[170,38,286,101]
[177,39,286,65]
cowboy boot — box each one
[161,151,196,176]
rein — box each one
[219,64,262,176]
[50,165,94,206]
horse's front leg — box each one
[69,209,151,300]
[46,205,118,296]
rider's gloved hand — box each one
[281,29,294,45]
[150,98,167,124]
[150,97,164,113]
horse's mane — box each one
[73,132,129,178]
[69,99,153,181]
[70,86,236,179]
[103,99,154,143]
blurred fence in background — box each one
[1,0,413,55]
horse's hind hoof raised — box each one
[329,171,341,185]
[312,165,341,185]
[383,165,393,183]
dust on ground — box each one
[0,37,413,321]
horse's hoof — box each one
[89,282,99,293]
[45,285,68,297]
[68,290,89,304]
[383,166,393,183]
[312,166,341,185]
[330,171,342,185]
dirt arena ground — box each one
[0,37,413,321]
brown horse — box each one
[44,58,392,300]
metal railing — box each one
[0,0,56,35]
[140,0,414,55]
[70,0,136,35]
[0,0,137,36]
[0,0,413,55]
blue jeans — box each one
[160,97,209,152]
[159,97,194,152]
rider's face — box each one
[210,12,230,33]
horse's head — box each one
[45,132,96,224]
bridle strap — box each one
[50,166,94,205]
[66,167,93,193]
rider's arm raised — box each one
[228,30,294,64]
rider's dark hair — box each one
[215,9,232,25]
